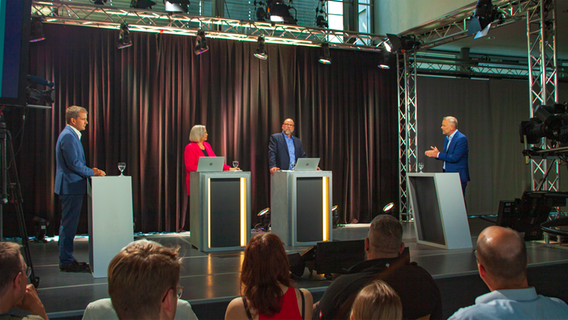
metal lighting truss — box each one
[527,0,558,192]
[31,0,384,49]
[397,52,417,221]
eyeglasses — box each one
[14,267,31,281]
[283,123,295,127]
[176,285,183,299]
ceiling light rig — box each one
[194,29,209,55]
[164,0,190,13]
[30,17,46,43]
[117,22,132,49]
[315,0,328,28]
[384,34,421,54]
[318,42,331,65]
[254,0,267,21]
[266,0,297,25]
[130,0,156,9]
[468,0,502,39]
[254,35,268,60]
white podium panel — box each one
[88,176,134,278]
[190,171,251,252]
[407,173,472,250]
[271,170,332,246]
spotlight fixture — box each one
[117,23,132,49]
[468,0,500,39]
[194,29,209,55]
[164,0,190,13]
[268,0,297,25]
[383,202,395,213]
[130,0,156,9]
[254,0,267,21]
[254,35,268,60]
[315,0,328,28]
[318,42,331,65]
[29,17,45,43]
[385,34,421,54]
[377,51,393,69]
[93,0,107,5]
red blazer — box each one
[185,142,231,195]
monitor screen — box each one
[0,0,32,106]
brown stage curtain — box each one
[6,24,398,235]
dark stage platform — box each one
[13,218,568,319]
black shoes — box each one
[59,260,91,273]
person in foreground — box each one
[225,233,313,320]
[424,116,469,196]
[313,214,442,320]
[349,280,402,320]
[55,106,106,272]
[0,242,48,320]
[82,240,198,320]
[269,118,314,175]
[449,226,568,320]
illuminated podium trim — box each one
[88,176,134,278]
[190,171,251,252]
[407,172,472,250]
[271,171,332,246]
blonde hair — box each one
[189,125,206,142]
[108,240,181,320]
[66,106,87,124]
[350,280,402,320]
[443,116,458,128]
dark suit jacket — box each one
[268,132,307,170]
[54,125,94,195]
[438,130,470,183]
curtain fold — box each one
[6,24,399,235]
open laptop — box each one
[294,158,320,171]
[197,156,225,172]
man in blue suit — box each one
[425,116,470,195]
[268,118,309,175]
[55,106,106,272]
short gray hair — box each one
[189,125,206,142]
[368,214,402,254]
[444,116,458,128]
[66,106,87,124]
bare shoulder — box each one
[225,297,248,320]
[297,288,314,320]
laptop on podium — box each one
[197,157,225,172]
[294,158,320,171]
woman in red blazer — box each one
[184,124,234,196]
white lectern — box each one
[190,171,251,252]
[88,176,134,278]
[407,173,472,249]
[271,170,332,246]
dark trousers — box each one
[461,182,467,197]
[59,194,84,266]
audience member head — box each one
[189,125,207,143]
[475,226,528,290]
[350,280,402,320]
[108,240,181,320]
[0,242,26,307]
[366,214,404,260]
[65,106,87,124]
[240,233,291,317]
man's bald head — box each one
[476,226,527,284]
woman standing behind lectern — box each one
[181,125,235,231]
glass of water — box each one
[232,160,239,169]
[418,162,424,173]
[118,162,126,176]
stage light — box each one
[268,0,296,25]
[130,0,156,9]
[318,42,331,65]
[254,35,268,60]
[385,33,420,54]
[194,29,209,55]
[315,0,328,28]
[117,23,132,49]
[93,0,107,5]
[164,0,190,13]
[316,15,328,28]
[468,0,499,39]
[377,51,393,69]
[383,202,395,212]
[30,17,45,43]
[254,0,267,21]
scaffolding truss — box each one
[527,0,558,192]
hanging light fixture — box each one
[194,29,209,55]
[130,0,156,9]
[29,17,45,43]
[318,42,331,65]
[164,0,190,13]
[254,35,268,60]
[117,23,132,49]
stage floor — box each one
[16,218,568,319]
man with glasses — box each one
[0,242,48,320]
[268,118,308,175]
[449,226,568,319]
[82,240,198,320]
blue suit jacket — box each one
[438,130,470,183]
[54,125,94,195]
[268,132,307,170]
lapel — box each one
[68,126,86,162]
[443,136,449,153]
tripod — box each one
[0,115,39,288]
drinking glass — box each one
[232,160,239,169]
[418,162,424,173]
[118,162,126,176]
